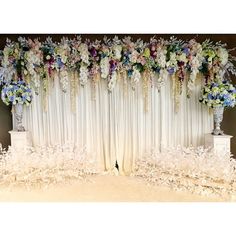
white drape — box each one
[18,74,213,174]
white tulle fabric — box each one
[17,74,213,174]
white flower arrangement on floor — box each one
[134,146,236,200]
[0,144,98,189]
[1,143,236,200]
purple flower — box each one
[211,83,218,88]
[183,47,190,55]
[90,47,97,57]
[109,60,117,73]
[3,87,8,93]
[177,61,185,67]
[9,96,15,102]
[167,67,175,75]
[18,80,24,85]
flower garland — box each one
[0,36,236,110]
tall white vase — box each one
[212,106,224,135]
[15,103,25,132]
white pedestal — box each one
[204,133,232,155]
[8,131,32,151]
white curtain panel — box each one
[18,74,213,174]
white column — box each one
[204,133,233,155]
[8,131,32,152]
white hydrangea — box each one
[100,57,110,79]
[79,65,89,86]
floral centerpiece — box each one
[199,80,236,135]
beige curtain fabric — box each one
[18,74,213,174]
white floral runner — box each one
[135,146,236,200]
[1,145,236,200]
[0,144,99,189]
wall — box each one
[0,99,12,148]
[0,34,236,154]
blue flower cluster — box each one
[199,80,236,108]
[1,80,32,106]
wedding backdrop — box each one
[20,75,212,174]
[1,35,236,199]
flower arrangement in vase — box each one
[1,80,32,131]
[199,80,236,135]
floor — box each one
[0,175,223,202]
